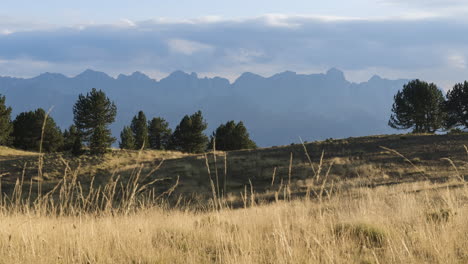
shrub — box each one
[334,222,387,248]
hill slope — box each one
[1,133,467,199]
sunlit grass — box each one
[0,181,466,263]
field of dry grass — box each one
[0,134,467,263]
[0,180,466,263]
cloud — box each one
[0,15,468,87]
[118,18,137,28]
[168,39,214,55]
[447,54,467,70]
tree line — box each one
[1,78,465,155]
[0,88,256,155]
[389,79,468,133]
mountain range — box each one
[0,68,408,147]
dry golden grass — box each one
[1,134,468,263]
[0,181,466,263]
[0,146,38,158]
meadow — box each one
[0,134,467,263]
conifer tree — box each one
[208,121,257,151]
[444,81,468,129]
[119,126,135,149]
[63,125,78,150]
[12,108,63,152]
[169,110,208,153]
[88,125,110,154]
[130,111,148,149]
[62,125,83,155]
[71,135,83,156]
[148,117,172,150]
[0,94,12,146]
[73,88,116,154]
[389,79,445,133]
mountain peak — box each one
[326,68,345,80]
[34,72,67,80]
[233,72,264,85]
[168,70,190,78]
[239,72,263,79]
[130,71,151,80]
[117,71,153,82]
[75,69,112,80]
[271,71,297,79]
[369,74,383,82]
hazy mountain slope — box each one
[0,69,407,146]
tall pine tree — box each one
[130,111,148,149]
[119,126,135,149]
[0,94,12,146]
[148,117,172,150]
[169,111,208,153]
[73,88,117,155]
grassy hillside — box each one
[0,133,467,263]
[1,133,468,201]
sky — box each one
[1,0,468,88]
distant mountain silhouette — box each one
[0,69,408,147]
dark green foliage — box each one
[0,94,12,146]
[71,135,84,156]
[12,108,63,152]
[148,117,172,150]
[119,126,135,150]
[62,125,83,155]
[444,81,468,129]
[169,111,208,153]
[89,125,111,155]
[63,125,78,150]
[130,111,148,149]
[208,121,257,151]
[389,79,446,133]
[73,88,116,155]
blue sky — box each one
[1,0,468,88]
[3,0,466,24]
[0,1,412,23]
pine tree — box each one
[73,88,116,155]
[89,125,110,155]
[12,108,63,152]
[71,136,83,156]
[148,117,172,150]
[63,125,78,150]
[130,111,148,149]
[62,125,83,155]
[0,94,12,146]
[389,79,445,133]
[444,81,468,129]
[169,110,208,153]
[119,126,135,149]
[209,121,257,151]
